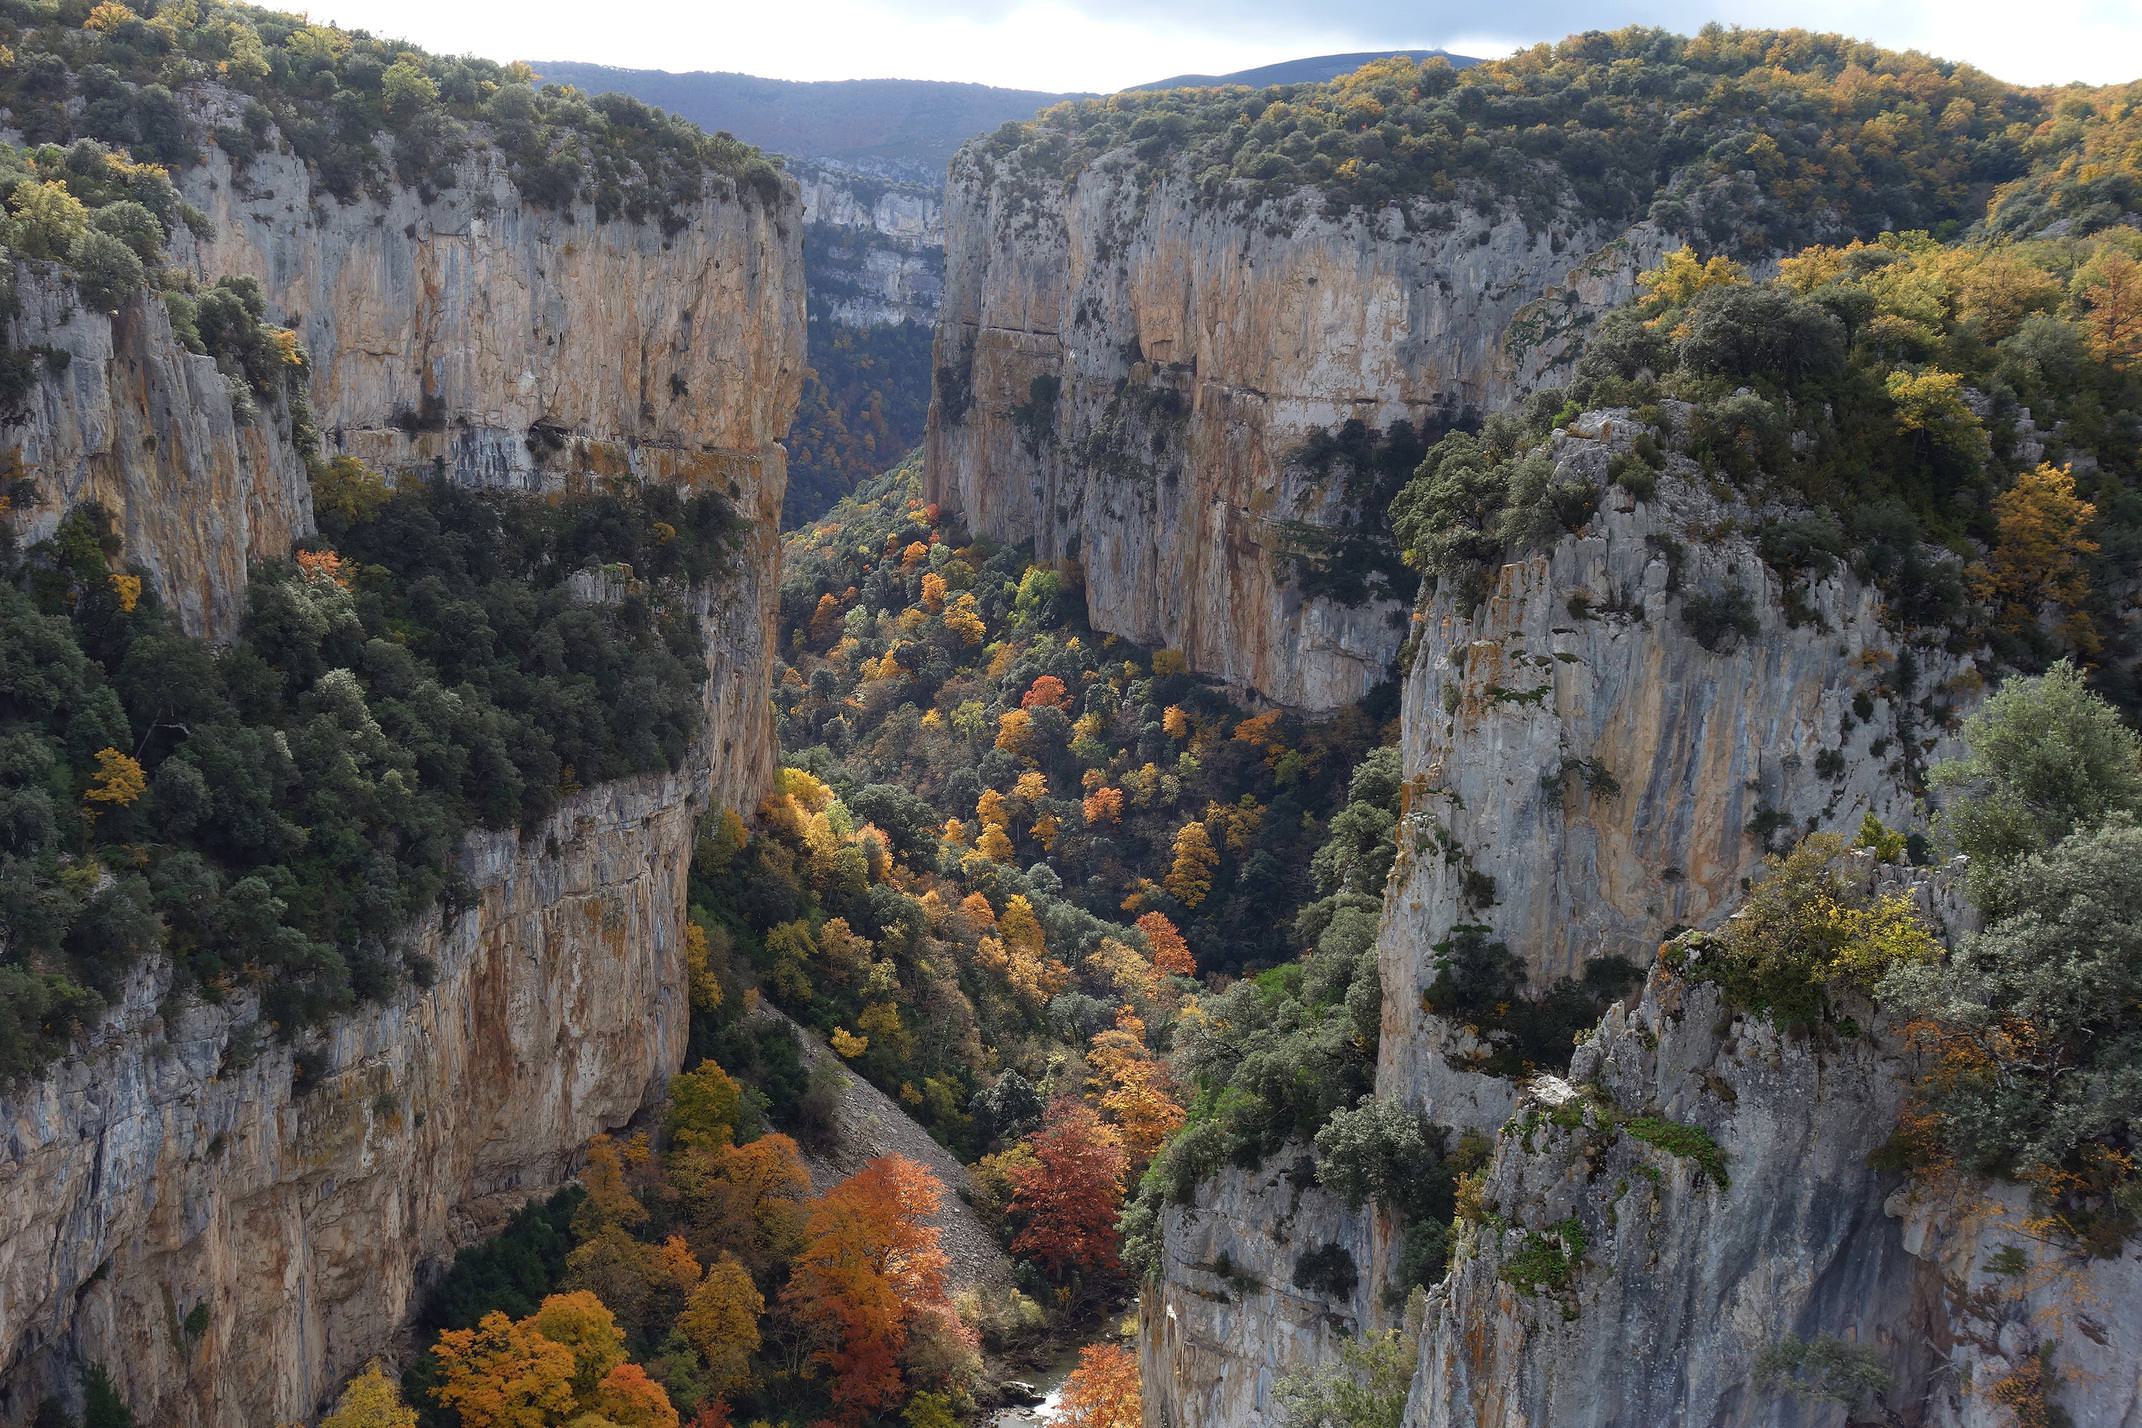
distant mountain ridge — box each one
[1129,48,1479,90]
[528,53,1484,178]
[527,63,1082,180]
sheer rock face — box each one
[172,106,804,503]
[1138,1157,1378,1428]
[1,268,313,641]
[0,112,803,1424]
[923,152,1672,709]
[794,160,945,328]
[0,766,704,1428]
[1416,925,2141,1428]
[1377,412,1976,1125]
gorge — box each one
[2,12,2141,1428]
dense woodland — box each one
[783,318,934,528]
[975,30,2138,251]
[0,474,736,1076]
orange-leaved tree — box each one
[1058,1342,1142,1428]
[1007,1099,1128,1280]
[1162,822,1218,908]
[431,1291,675,1428]
[780,1155,951,1426]
[1135,911,1195,977]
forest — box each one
[973,30,2138,251]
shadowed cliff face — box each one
[923,154,1672,710]
[0,767,704,1427]
[0,99,804,1425]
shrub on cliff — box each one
[1667,833,1941,1029]
[1882,818,2142,1246]
[1391,229,2142,693]
[1931,661,2142,905]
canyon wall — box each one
[794,159,945,329]
[1414,940,2142,1428]
[1139,1158,1379,1428]
[1,268,313,641]
[924,150,1671,709]
[173,93,803,508]
[0,99,804,1423]
[1376,411,1974,1125]
[0,766,705,1428]
[1137,413,2082,1428]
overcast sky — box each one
[303,0,2140,91]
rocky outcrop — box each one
[1377,412,1976,1122]
[1,268,312,641]
[795,160,945,329]
[1412,861,2137,1428]
[924,150,1673,709]
[1138,1158,1377,1428]
[0,765,706,1428]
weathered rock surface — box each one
[0,100,804,1424]
[1,268,312,640]
[1413,899,2140,1428]
[1138,1157,1377,1428]
[1378,413,1977,1120]
[795,160,945,329]
[0,766,706,1428]
[173,99,803,507]
[924,152,1673,709]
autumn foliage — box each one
[781,1155,962,1425]
[1007,1100,1129,1281]
[1058,1343,1142,1428]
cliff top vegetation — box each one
[0,0,785,221]
[1393,226,2142,701]
[967,27,2134,252]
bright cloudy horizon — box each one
[297,0,2141,92]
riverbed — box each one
[990,1351,1079,1426]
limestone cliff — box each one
[924,149,1672,709]
[1136,414,2034,1428]
[1139,1159,1378,1428]
[0,766,704,1427]
[795,159,945,329]
[173,93,803,507]
[0,98,804,1424]
[1,268,312,641]
[1377,411,1975,1128]
[1411,863,2138,1428]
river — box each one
[990,1350,1079,1426]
